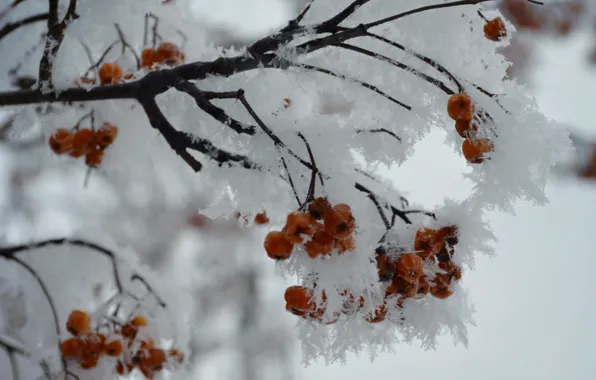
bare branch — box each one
[0,238,123,292]
[0,13,48,40]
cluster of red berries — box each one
[264,197,356,260]
[48,123,118,168]
[77,42,185,86]
[447,93,493,164]
[60,310,183,379]
[283,225,462,324]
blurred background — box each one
[1,0,596,379]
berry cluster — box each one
[78,41,185,86]
[264,197,356,260]
[48,122,119,168]
[447,93,493,164]
[60,310,183,379]
[378,225,461,302]
[141,42,185,70]
[282,225,462,325]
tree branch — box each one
[38,0,79,90]
[0,13,48,40]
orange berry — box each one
[462,138,493,164]
[106,340,123,356]
[142,348,167,371]
[79,356,98,369]
[447,93,474,121]
[49,129,74,155]
[283,212,318,244]
[439,261,463,281]
[155,42,184,66]
[414,227,437,252]
[390,276,418,298]
[394,253,424,283]
[430,283,453,299]
[82,333,105,359]
[85,147,104,168]
[254,212,269,225]
[264,231,294,260]
[455,120,478,139]
[484,17,507,41]
[61,337,85,358]
[335,235,355,254]
[323,203,355,239]
[115,361,134,375]
[98,62,123,85]
[66,310,91,336]
[131,315,148,327]
[70,128,96,158]
[308,197,332,220]
[304,229,335,258]
[284,286,315,314]
[142,48,157,69]
[95,122,118,148]
[121,323,138,339]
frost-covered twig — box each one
[139,91,258,172]
[356,128,402,142]
[334,43,455,95]
[114,23,141,70]
[38,0,79,89]
[173,80,256,135]
[292,62,412,110]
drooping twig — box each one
[356,128,402,142]
[293,62,412,110]
[114,23,141,70]
[130,274,166,308]
[297,132,325,188]
[280,156,302,206]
